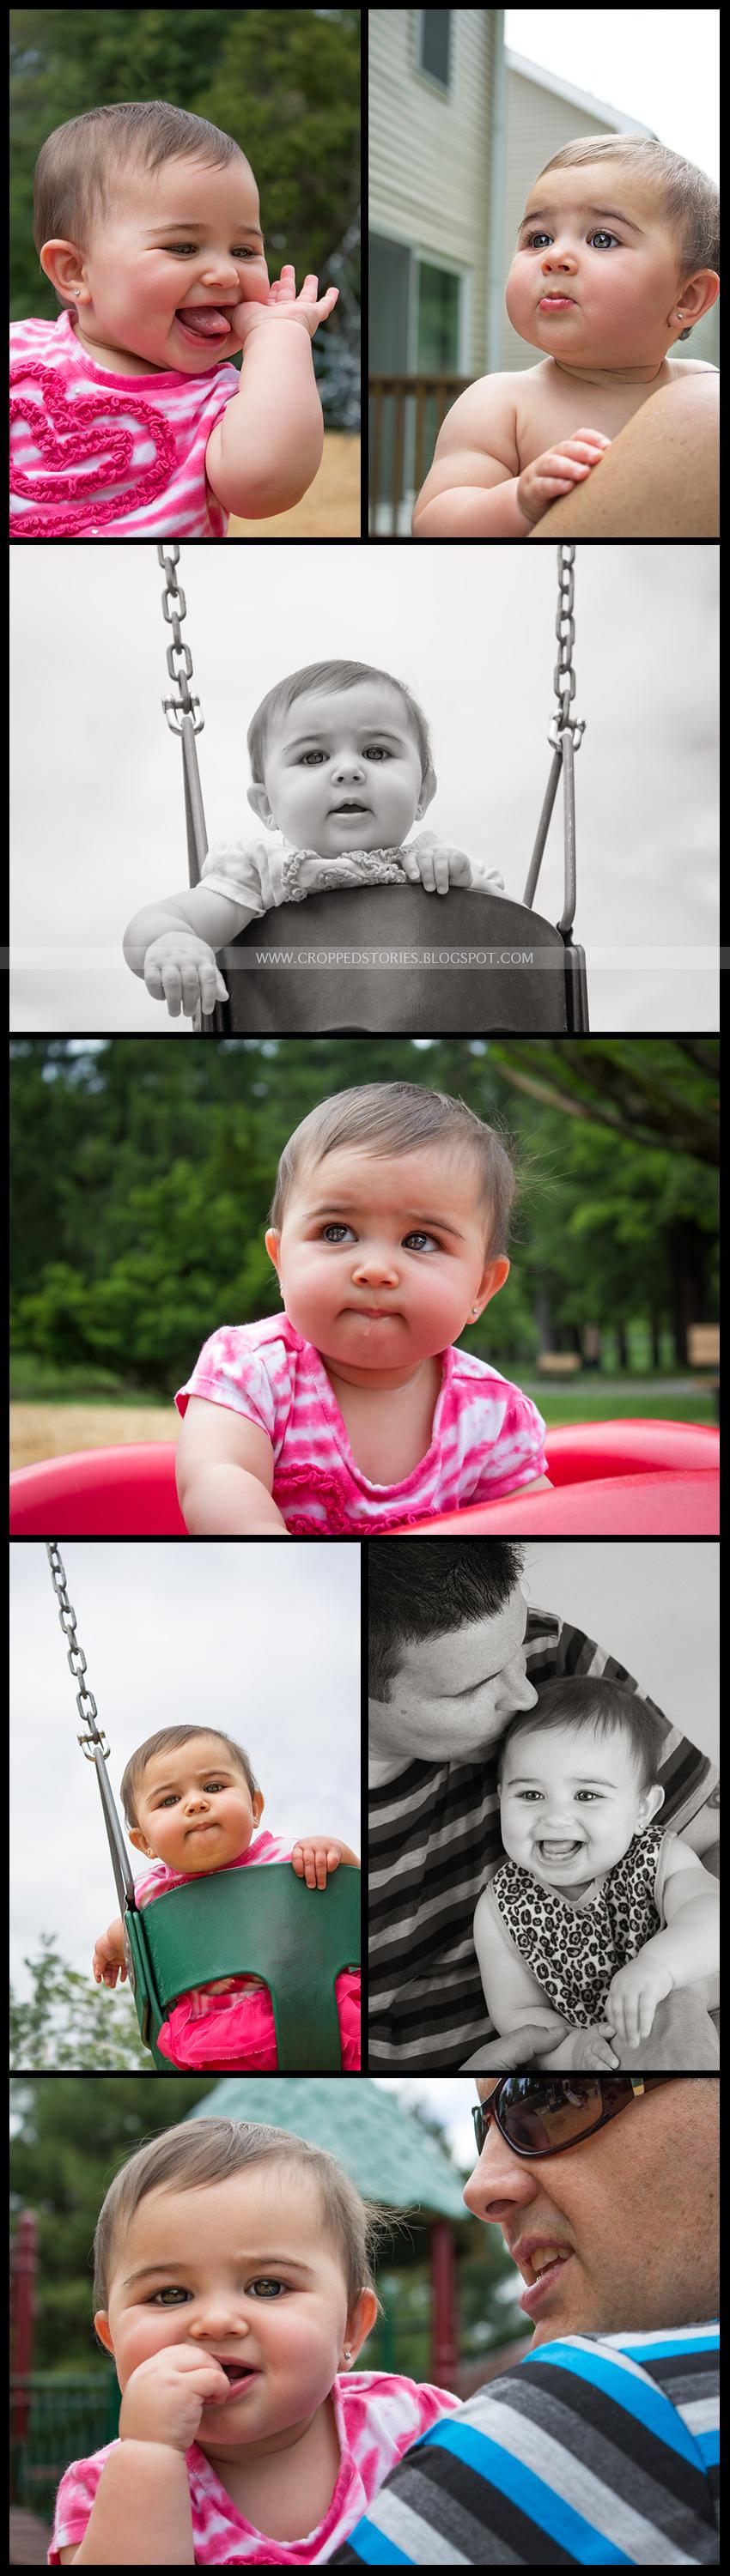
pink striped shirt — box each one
[9,312,240,537]
[175,1312,548,1533]
[132,1827,295,1910]
[47,2371,459,2566]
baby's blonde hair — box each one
[267,1080,517,1258]
[534,136,720,330]
[93,2117,390,2324]
[33,100,251,309]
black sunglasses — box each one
[471,2074,670,2161]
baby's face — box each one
[248,678,433,859]
[94,2167,368,2461]
[499,1717,663,1891]
[128,1734,263,1876]
[265,1141,508,1385]
[506,160,688,370]
[41,155,269,373]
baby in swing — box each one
[174,1080,549,1536]
[48,2116,460,2565]
[123,658,506,1021]
[473,1677,720,2070]
[10,100,338,540]
[413,136,719,539]
[92,1724,361,2070]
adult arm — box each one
[529,371,719,539]
[330,2328,720,2565]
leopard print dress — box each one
[489,1826,666,2026]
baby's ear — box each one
[640,1781,666,1828]
[247,783,273,827]
[415,764,438,822]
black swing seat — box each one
[211,882,588,1033]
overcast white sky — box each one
[505,11,719,181]
[9,1542,361,2004]
[9,542,719,1033]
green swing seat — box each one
[123,1862,361,2073]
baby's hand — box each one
[230,267,339,348]
[400,831,479,894]
[517,428,611,528]
[543,2022,618,2071]
[292,1838,345,1891]
[143,930,228,1020]
[119,2342,232,2454]
[93,1930,127,1990]
[605,1953,674,2051]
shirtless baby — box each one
[412,136,719,540]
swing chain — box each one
[157,543,204,737]
[46,1543,110,1758]
[549,542,586,755]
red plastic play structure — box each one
[9,1420,718,1536]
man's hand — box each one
[292,1837,358,1889]
[230,266,339,349]
[604,1953,674,2050]
[517,428,611,527]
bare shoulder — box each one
[673,358,718,374]
[433,370,522,468]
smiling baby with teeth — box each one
[472,1676,719,2070]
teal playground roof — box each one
[186,2078,469,2219]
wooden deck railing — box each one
[369,373,470,533]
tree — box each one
[10,1936,149,2070]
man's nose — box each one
[463,2137,540,2225]
[497,1666,538,1718]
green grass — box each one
[10,1353,715,1427]
[520,1382,716,1428]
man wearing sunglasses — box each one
[332,2075,719,2566]
[368,1540,719,2070]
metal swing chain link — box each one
[157,542,205,737]
[46,1543,109,1761]
[550,542,586,755]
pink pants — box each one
[156,1970,361,2070]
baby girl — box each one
[473,1676,720,2070]
[48,2115,460,2563]
[123,656,507,1023]
[174,1080,549,1536]
[10,99,338,539]
[413,135,719,538]
[92,1724,361,2070]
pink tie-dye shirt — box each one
[175,1312,547,1534]
[9,312,240,537]
[47,2368,460,2566]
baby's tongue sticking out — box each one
[176,306,232,339]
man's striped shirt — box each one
[368,1603,718,2070]
[329,2322,720,2565]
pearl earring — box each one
[344,2347,352,2362]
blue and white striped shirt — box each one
[328,2323,719,2565]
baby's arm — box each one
[472,1882,572,2055]
[412,375,610,538]
[92,1914,127,1988]
[175,1394,288,1536]
[123,882,257,1019]
[604,1842,720,2050]
[205,269,338,518]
